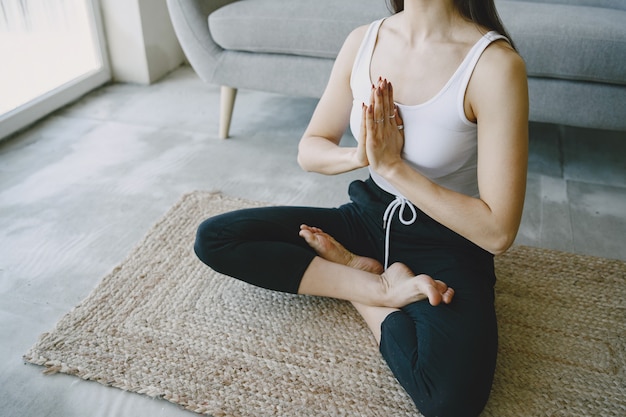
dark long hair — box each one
[387,0,516,50]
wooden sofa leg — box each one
[219,86,237,139]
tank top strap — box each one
[350,18,386,93]
[457,32,510,96]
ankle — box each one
[376,271,394,307]
[347,254,384,275]
[345,252,359,269]
[377,266,429,308]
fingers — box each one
[376,78,395,123]
[366,80,384,131]
[395,105,404,131]
[368,78,402,133]
[373,80,385,130]
[384,80,402,132]
[381,79,392,123]
[361,102,367,136]
[366,91,375,135]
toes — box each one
[417,276,454,306]
[301,224,324,234]
[443,287,455,304]
[432,280,454,304]
[427,285,443,306]
[298,229,316,245]
[432,279,447,292]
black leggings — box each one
[194,178,498,417]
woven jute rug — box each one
[24,191,626,416]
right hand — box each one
[364,78,405,177]
[354,102,370,168]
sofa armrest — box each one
[166,0,239,84]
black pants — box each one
[194,178,498,417]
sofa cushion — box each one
[497,1,626,85]
[503,0,626,11]
[209,0,390,59]
[210,0,626,86]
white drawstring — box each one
[382,196,418,270]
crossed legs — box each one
[297,224,454,343]
[194,204,454,342]
[300,225,497,417]
[195,205,492,416]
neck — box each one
[398,0,462,43]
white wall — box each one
[100,0,184,84]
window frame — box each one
[0,0,111,140]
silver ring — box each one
[397,125,404,130]
[388,114,395,119]
[374,118,385,123]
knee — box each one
[193,216,224,268]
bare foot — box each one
[299,224,383,274]
[299,225,454,308]
[381,263,455,307]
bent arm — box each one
[378,46,529,255]
[297,27,368,175]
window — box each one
[0,0,110,139]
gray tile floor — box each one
[1,66,625,417]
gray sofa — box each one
[166,0,626,138]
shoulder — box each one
[468,38,528,119]
[329,24,371,80]
[475,39,527,85]
[338,24,370,60]
[347,23,371,43]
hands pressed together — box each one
[356,77,405,175]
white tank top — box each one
[349,18,508,199]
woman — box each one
[194,0,528,415]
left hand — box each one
[364,78,405,176]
